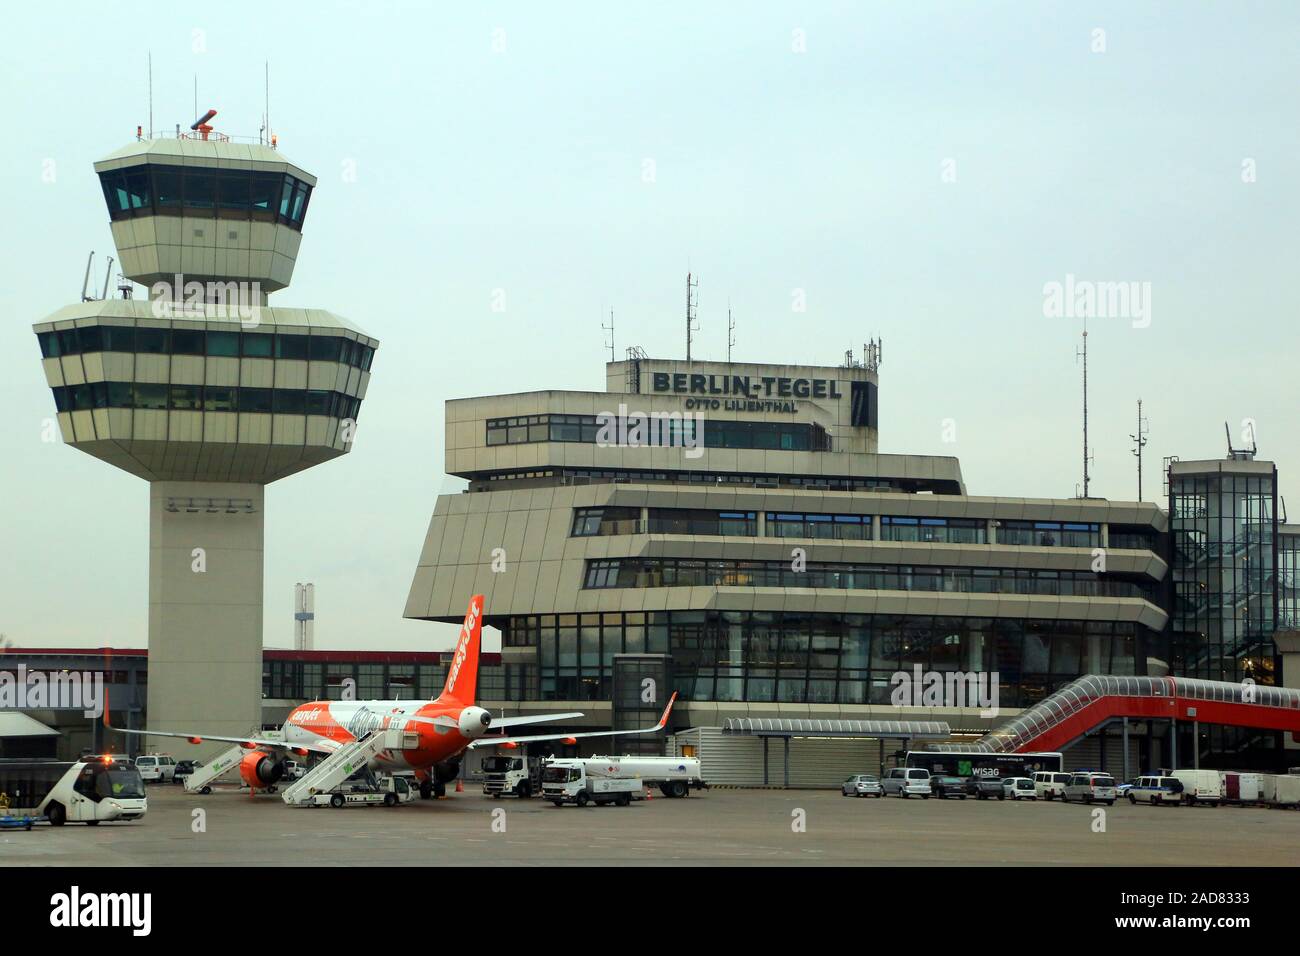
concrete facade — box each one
[405,356,1170,740]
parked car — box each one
[929,775,968,799]
[1062,771,1117,805]
[173,759,201,786]
[1033,771,1073,801]
[965,775,1006,800]
[841,774,883,798]
[1127,775,1184,805]
[881,767,932,798]
[1002,777,1037,800]
[284,761,308,781]
[135,754,177,783]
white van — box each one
[1169,769,1221,806]
[1127,775,1184,805]
[1033,771,1073,800]
[1062,771,1117,805]
[135,754,177,783]
[882,767,932,798]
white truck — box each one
[481,755,542,798]
[541,759,642,807]
[307,774,415,809]
[588,755,705,798]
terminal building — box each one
[403,352,1300,781]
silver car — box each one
[1062,771,1117,805]
[841,774,883,798]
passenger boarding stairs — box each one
[281,728,411,806]
[183,745,245,793]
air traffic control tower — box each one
[33,113,378,752]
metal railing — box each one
[932,673,1300,754]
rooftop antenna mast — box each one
[147,52,153,139]
[602,308,615,362]
[80,252,95,302]
[99,255,115,300]
[727,301,736,361]
[1130,399,1149,501]
[1076,320,1093,497]
[685,272,699,361]
[260,61,271,145]
[865,338,882,373]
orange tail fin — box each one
[439,595,484,706]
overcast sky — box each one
[1,2,1296,653]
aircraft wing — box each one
[467,693,676,749]
[490,712,584,730]
[111,726,337,755]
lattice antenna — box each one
[1075,320,1093,497]
[601,308,615,362]
[727,301,736,362]
[1130,399,1150,501]
[685,272,699,361]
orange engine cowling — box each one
[239,751,286,790]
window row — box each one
[51,381,362,418]
[485,414,831,451]
[99,163,312,230]
[769,512,872,540]
[880,515,987,544]
[550,468,909,493]
[567,506,1137,551]
[996,520,1100,548]
[583,557,1154,600]
[37,327,375,370]
[263,661,449,701]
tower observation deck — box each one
[32,115,378,754]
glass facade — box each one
[499,611,1142,708]
[1169,468,1277,683]
[649,508,757,536]
[881,516,987,544]
[1280,532,1300,630]
[769,511,871,539]
[98,163,313,231]
[36,327,375,371]
[49,382,362,420]
[261,658,520,703]
[485,414,831,451]
[582,557,1154,600]
[997,520,1101,548]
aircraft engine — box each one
[239,751,286,789]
